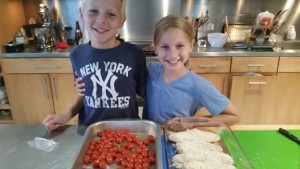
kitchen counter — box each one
[0,124,299,169]
[0,44,73,58]
[0,124,85,169]
[190,46,300,57]
[1,44,300,58]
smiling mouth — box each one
[93,27,107,33]
[167,59,182,64]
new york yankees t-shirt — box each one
[70,41,146,125]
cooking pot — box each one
[32,28,56,50]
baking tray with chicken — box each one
[71,119,163,169]
[163,118,253,169]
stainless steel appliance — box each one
[32,28,56,50]
[32,4,56,50]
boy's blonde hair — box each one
[153,15,193,68]
[80,0,127,21]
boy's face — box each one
[155,28,192,72]
[81,0,125,48]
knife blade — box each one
[278,128,300,145]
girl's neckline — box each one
[162,66,190,84]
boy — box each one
[43,0,146,130]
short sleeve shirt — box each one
[144,62,229,124]
[70,42,146,125]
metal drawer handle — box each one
[247,64,265,67]
[199,64,217,68]
[248,81,267,85]
[33,65,60,69]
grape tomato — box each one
[81,129,156,169]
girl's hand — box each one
[166,117,192,132]
[166,116,211,132]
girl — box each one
[143,15,240,131]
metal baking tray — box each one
[163,118,254,169]
[71,119,163,169]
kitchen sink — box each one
[280,41,300,50]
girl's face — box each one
[80,0,124,49]
[155,28,192,72]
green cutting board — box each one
[232,130,300,169]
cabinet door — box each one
[195,74,229,116]
[275,73,300,124]
[4,74,54,124]
[230,75,278,124]
[200,74,229,96]
[50,74,78,124]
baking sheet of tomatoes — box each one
[71,120,163,169]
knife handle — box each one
[278,128,300,145]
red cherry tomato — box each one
[98,160,106,169]
[146,135,155,143]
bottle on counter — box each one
[75,20,83,45]
[20,28,29,45]
[287,26,296,40]
[15,31,24,45]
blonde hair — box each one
[80,0,127,21]
[153,15,193,68]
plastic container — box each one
[207,33,228,47]
[257,11,274,29]
[287,26,296,40]
[15,31,25,44]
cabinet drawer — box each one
[278,57,300,72]
[190,57,231,73]
[1,58,72,73]
[231,57,279,73]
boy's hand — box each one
[74,71,85,96]
[42,114,69,131]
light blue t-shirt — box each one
[143,62,230,124]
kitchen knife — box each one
[278,128,300,145]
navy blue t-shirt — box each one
[70,42,146,125]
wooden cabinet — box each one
[229,57,280,124]
[275,57,300,124]
[0,63,12,123]
[1,58,78,124]
[1,55,299,125]
[191,57,231,116]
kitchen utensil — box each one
[278,128,300,145]
[194,10,209,43]
[272,9,288,33]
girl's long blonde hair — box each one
[153,15,194,68]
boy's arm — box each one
[67,95,84,119]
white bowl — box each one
[207,33,228,47]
